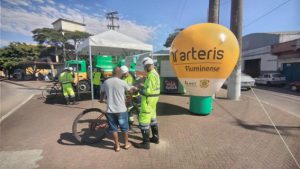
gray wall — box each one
[242,32,300,51]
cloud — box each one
[1,3,157,44]
[3,0,31,6]
[0,39,11,47]
[59,4,66,9]
[1,6,55,35]
[33,0,44,3]
[74,4,90,11]
[47,0,55,5]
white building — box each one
[242,32,300,78]
[52,18,86,32]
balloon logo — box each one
[170,23,240,96]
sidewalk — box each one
[0,89,299,169]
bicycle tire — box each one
[42,87,51,98]
[128,105,140,130]
[72,108,107,144]
[42,87,58,99]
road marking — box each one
[243,95,300,119]
[0,149,43,169]
[0,94,35,123]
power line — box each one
[244,0,292,28]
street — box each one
[242,86,300,118]
[0,81,45,121]
[0,81,299,169]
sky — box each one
[1,0,299,50]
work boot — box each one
[70,97,76,105]
[149,125,159,144]
[134,129,150,149]
[65,97,70,105]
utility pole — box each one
[106,11,120,30]
[208,0,220,23]
[227,0,243,100]
[208,0,219,99]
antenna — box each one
[106,11,120,30]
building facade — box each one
[242,32,300,81]
[52,18,86,32]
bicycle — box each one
[42,82,61,99]
[72,95,141,144]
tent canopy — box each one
[77,30,153,56]
[76,30,153,105]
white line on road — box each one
[0,94,35,123]
[243,95,300,119]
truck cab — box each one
[65,60,90,92]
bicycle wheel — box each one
[72,108,108,144]
[42,87,51,98]
[42,87,58,99]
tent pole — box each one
[76,45,80,100]
[89,46,94,107]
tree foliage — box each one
[31,28,91,61]
[32,28,66,46]
[64,31,91,48]
[0,42,40,70]
[164,28,184,48]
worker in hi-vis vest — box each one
[134,57,160,149]
[59,67,75,104]
[93,67,102,99]
[120,65,137,125]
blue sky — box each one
[1,0,299,50]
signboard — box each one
[170,23,240,96]
[163,77,179,93]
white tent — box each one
[76,30,153,106]
[77,30,153,56]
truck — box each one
[65,55,137,92]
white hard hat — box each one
[65,67,73,71]
[142,57,154,66]
[120,65,129,74]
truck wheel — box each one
[78,81,90,92]
[267,81,271,86]
[290,85,297,91]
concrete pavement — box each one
[0,88,299,169]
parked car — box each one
[13,69,25,80]
[289,81,300,92]
[223,73,255,90]
[255,73,286,86]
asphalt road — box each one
[242,86,300,118]
[0,81,43,121]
